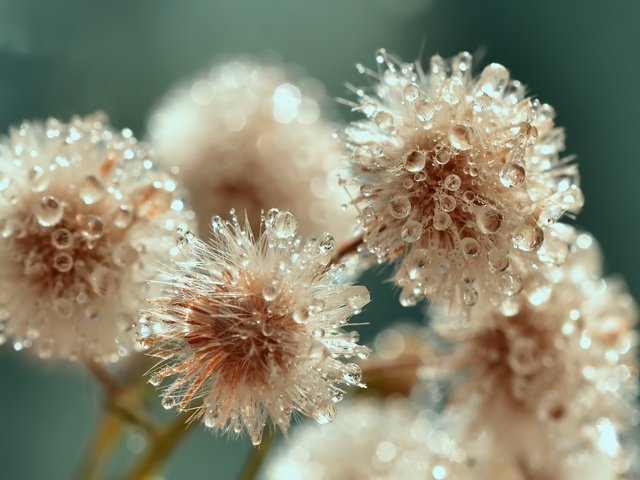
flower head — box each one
[265,398,470,480]
[149,60,354,242]
[0,113,191,362]
[425,230,638,476]
[139,209,370,444]
[340,50,583,309]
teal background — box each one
[1,1,639,478]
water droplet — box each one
[293,307,309,324]
[389,195,411,219]
[52,228,73,249]
[399,286,418,306]
[342,363,362,385]
[79,175,105,204]
[113,243,139,267]
[440,195,456,212]
[161,397,176,410]
[308,341,328,361]
[135,185,172,218]
[477,206,502,233]
[0,218,15,238]
[309,298,325,313]
[500,272,523,297]
[435,151,450,165]
[90,267,119,296]
[83,215,104,240]
[460,237,480,259]
[499,163,526,188]
[313,405,336,424]
[401,220,422,243]
[360,183,374,197]
[149,374,163,386]
[272,211,297,239]
[487,249,509,272]
[415,100,434,122]
[355,345,371,359]
[512,220,544,252]
[28,166,49,192]
[403,150,427,172]
[312,328,325,339]
[262,284,277,301]
[261,323,274,337]
[404,84,419,102]
[444,174,461,191]
[35,195,64,227]
[113,206,133,229]
[53,298,73,317]
[374,111,394,130]
[477,63,509,98]
[450,125,474,150]
[432,212,451,231]
[318,233,334,254]
[53,252,73,272]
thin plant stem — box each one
[331,235,363,265]
[122,414,196,480]
[237,429,276,480]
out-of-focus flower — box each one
[149,60,355,243]
[139,209,370,445]
[339,50,583,309]
[0,113,192,362]
[264,398,470,480]
[424,230,638,478]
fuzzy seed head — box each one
[139,209,370,445]
[0,113,192,362]
[426,231,638,475]
[340,50,583,310]
[149,60,355,242]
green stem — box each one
[121,414,196,480]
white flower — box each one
[0,113,192,362]
[139,209,370,445]
[149,60,355,242]
[340,50,583,309]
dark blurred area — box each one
[0,1,638,478]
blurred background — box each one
[0,1,638,478]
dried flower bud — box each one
[340,50,583,310]
[139,209,370,445]
[149,60,355,242]
[0,113,192,362]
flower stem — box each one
[237,429,276,480]
[331,235,363,265]
[122,414,196,480]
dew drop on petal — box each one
[35,195,64,227]
[477,206,502,233]
[512,221,544,252]
[401,220,422,243]
[273,211,298,239]
[0,218,15,238]
[432,212,451,231]
[52,228,73,249]
[440,195,456,212]
[293,307,309,324]
[53,252,73,272]
[389,195,411,219]
[262,284,277,301]
[374,111,394,130]
[113,206,133,229]
[403,150,427,172]
[415,100,434,122]
[444,174,461,191]
[499,163,526,188]
[79,175,105,204]
[487,249,509,272]
[460,237,480,259]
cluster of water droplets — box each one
[140,209,371,444]
[422,232,638,469]
[0,113,191,361]
[265,398,472,480]
[340,50,583,310]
